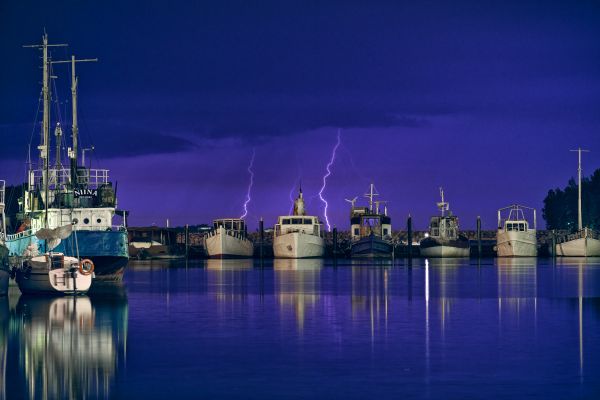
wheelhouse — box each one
[274,216,323,238]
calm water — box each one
[3,258,600,399]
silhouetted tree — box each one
[543,168,600,230]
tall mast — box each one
[52,55,97,169]
[365,183,378,213]
[24,33,67,226]
[570,148,590,231]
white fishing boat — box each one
[555,148,600,257]
[419,188,470,258]
[14,223,93,295]
[496,205,537,257]
[273,187,325,258]
[205,218,254,258]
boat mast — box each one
[570,148,590,231]
[51,55,97,175]
[365,183,378,213]
[24,34,67,226]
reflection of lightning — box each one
[318,130,341,231]
[240,148,256,219]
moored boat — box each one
[14,226,93,295]
[205,218,254,258]
[273,187,325,258]
[419,188,470,258]
[349,184,393,258]
[6,33,128,281]
[496,205,537,257]
[555,148,600,257]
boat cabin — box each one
[274,216,323,238]
[213,218,247,233]
[350,213,392,241]
[497,205,537,233]
[428,215,459,239]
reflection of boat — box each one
[0,181,9,296]
[0,297,7,399]
[273,258,324,271]
[496,205,537,257]
[274,258,322,330]
[12,292,127,399]
[349,184,393,258]
[205,219,254,258]
[556,148,600,257]
[420,188,470,258]
[14,226,93,295]
[5,34,128,282]
[206,258,253,270]
[273,187,325,258]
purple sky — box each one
[1,1,599,230]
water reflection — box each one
[350,264,390,339]
[0,297,7,400]
[8,286,128,399]
[274,259,323,332]
[206,259,254,304]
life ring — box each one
[79,259,95,275]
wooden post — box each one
[477,216,482,257]
[407,215,413,259]
[551,229,556,258]
[333,227,338,258]
[259,218,264,259]
[184,224,189,259]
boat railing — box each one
[6,228,34,241]
[29,168,110,189]
[556,227,600,244]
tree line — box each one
[543,168,600,231]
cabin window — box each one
[519,223,525,231]
[292,218,303,225]
[507,223,513,231]
[362,218,379,227]
[282,219,291,225]
[96,218,102,224]
[72,218,79,225]
[304,218,312,224]
[354,228,359,235]
[83,218,90,224]
[383,228,388,235]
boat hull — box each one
[555,237,600,257]
[351,235,393,258]
[420,237,470,258]
[7,229,129,281]
[15,268,91,295]
[206,228,254,258]
[496,230,537,257]
[273,232,325,258]
[0,244,9,296]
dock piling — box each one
[259,218,264,259]
[476,216,482,257]
[184,224,189,260]
[333,227,338,258]
[407,215,413,259]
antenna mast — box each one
[570,148,590,231]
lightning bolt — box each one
[318,129,341,232]
[240,148,256,219]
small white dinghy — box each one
[15,225,94,295]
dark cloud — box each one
[0,121,195,160]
